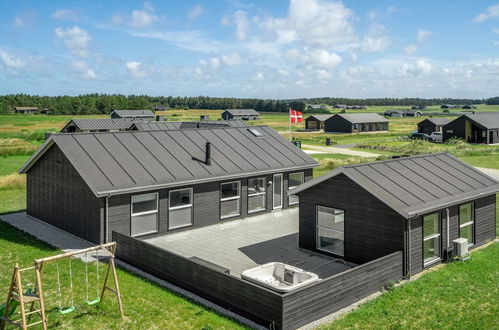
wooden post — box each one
[0,265,17,330]
[14,265,28,330]
[34,263,47,330]
[110,258,124,318]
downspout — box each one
[446,208,450,249]
[105,195,110,243]
[407,217,412,278]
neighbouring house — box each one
[60,118,136,133]
[443,113,499,144]
[110,109,155,120]
[304,115,334,130]
[290,153,498,275]
[14,106,39,114]
[221,109,260,120]
[20,126,318,244]
[307,104,325,111]
[384,109,422,117]
[383,109,404,117]
[324,113,389,133]
[334,104,347,109]
[417,118,451,135]
[40,108,51,115]
[130,120,247,131]
[441,104,457,109]
[462,105,477,109]
[412,105,426,110]
[153,105,168,111]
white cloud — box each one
[209,57,221,69]
[308,49,342,68]
[125,61,147,79]
[361,36,391,53]
[221,53,242,66]
[0,49,25,70]
[404,44,419,55]
[474,4,499,23]
[317,69,331,80]
[69,60,98,79]
[130,2,159,28]
[14,15,25,27]
[494,28,499,34]
[252,72,264,80]
[415,59,432,74]
[51,9,80,21]
[54,26,92,57]
[222,10,250,40]
[188,5,204,20]
[417,29,432,42]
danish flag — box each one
[289,108,303,123]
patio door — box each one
[273,174,283,209]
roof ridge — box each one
[340,152,450,169]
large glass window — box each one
[288,172,304,205]
[221,181,240,219]
[316,205,344,256]
[131,193,158,236]
[423,212,441,265]
[248,178,266,213]
[168,188,193,229]
[459,203,474,246]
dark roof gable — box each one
[224,109,259,116]
[21,126,318,197]
[111,109,155,118]
[291,153,498,218]
[331,113,389,124]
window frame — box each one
[315,204,345,257]
[220,181,241,219]
[422,212,441,267]
[130,192,159,237]
[168,187,193,230]
[458,202,475,247]
[287,172,304,206]
[247,177,267,214]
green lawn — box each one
[0,155,30,176]
[0,221,244,329]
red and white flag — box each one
[290,108,303,123]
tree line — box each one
[0,94,493,115]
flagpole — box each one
[289,107,291,141]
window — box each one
[168,188,193,230]
[131,193,158,236]
[221,181,240,219]
[288,172,304,205]
[248,178,266,213]
[423,212,441,265]
[316,205,344,256]
[459,203,474,246]
[248,128,265,137]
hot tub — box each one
[241,262,319,293]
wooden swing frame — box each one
[1,242,123,330]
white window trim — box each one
[459,203,475,246]
[423,213,441,267]
[221,181,241,219]
[168,188,193,230]
[273,174,283,210]
[288,172,304,206]
[316,205,345,256]
[130,192,159,237]
[248,178,267,214]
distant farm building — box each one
[304,115,334,130]
[417,118,451,135]
[324,113,389,133]
[443,113,499,144]
[441,104,457,109]
[334,104,347,109]
[14,107,39,114]
[461,105,477,109]
[153,105,168,111]
[222,109,260,120]
[110,109,155,120]
[307,104,326,111]
[60,119,136,133]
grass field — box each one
[0,109,498,329]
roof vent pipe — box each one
[205,142,212,166]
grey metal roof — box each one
[290,153,499,219]
[224,109,259,116]
[306,115,334,122]
[61,118,137,132]
[420,118,451,126]
[332,113,389,124]
[131,120,247,131]
[111,109,155,118]
[21,126,318,197]
[461,113,499,129]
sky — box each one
[1,0,499,99]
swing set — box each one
[0,242,123,330]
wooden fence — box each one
[113,231,403,329]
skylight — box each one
[248,128,265,137]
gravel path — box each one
[302,144,380,158]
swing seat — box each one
[85,298,100,306]
[59,306,75,315]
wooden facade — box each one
[443,115,499,144]
[296,173,497,276]
[418,119,447,135]
[113,231,403,329]
[106,169,313,242]
[221,110,260,121]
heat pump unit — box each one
[453,238,468,257]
